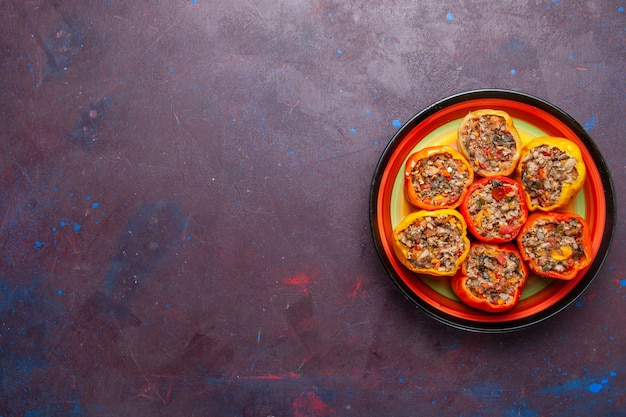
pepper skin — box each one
[457,109,522,177]
[517,212,593,280]
[404,146,474,210]
[460,176,529,243]
[516,136,586,212]
[392,209,470,277]
[451,243,529,313]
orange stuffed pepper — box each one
[404,146,474,210]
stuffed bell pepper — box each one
[451,242,529,313]
[457,109,522,177]
[404,146,474,210]
[517,136,586,212]
[392,209,470,277]
[460,176,528,243]
[517,212,593,280]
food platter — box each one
[369,90,616,332]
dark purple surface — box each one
[1,1,624,416]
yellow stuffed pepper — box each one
[457,109,522,177]
[392,209,470,277]
[516,136,586,212]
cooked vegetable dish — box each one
[405,146,474,210]
[389,112,594,313]
[517,212,592,280]
[461,176,528,242]
[392,209,470,276]
[452,243,528,312]
[458,109,522,177]
[518,137,586,212]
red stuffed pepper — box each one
[517,212,593,280]
[460,176,529,243]
[404,146,474,210]
[451,242,529,313]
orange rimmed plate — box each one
[369,90,616,332]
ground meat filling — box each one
[520,145,580,208]
[464,245,525,306]
[408,152,471,207]
[460,114,517,173]
[519,218,586,275]
[466,179,524,240]
[396,214,467,273]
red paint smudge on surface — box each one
[282,272,311,294]
[292,391,335,417]
[582,292,598,303]
[283,272,310,286]
[349,276,364,301]
[133,372,177,405]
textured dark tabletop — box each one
[1,1,624,416]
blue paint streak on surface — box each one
[542,378,587,395]
[467,382,505,403]
[103,200,186,300]
[43,20,82,76]
[588,383,603,393]
[0,280,71,413]
[70,97,112,147]
[541,370,619,399]
[76,201,186,329]
[446,12,454,21]
[392,119,402,128]
[584,111,596,130]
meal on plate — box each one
[451,242,529,312]
[517,212,592,280]
[388,107,595,314]
[392,209,470,277]
[404,146,474,210]
[460,176,528,243]
[457,109,522,177]
[517,136,586,212]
